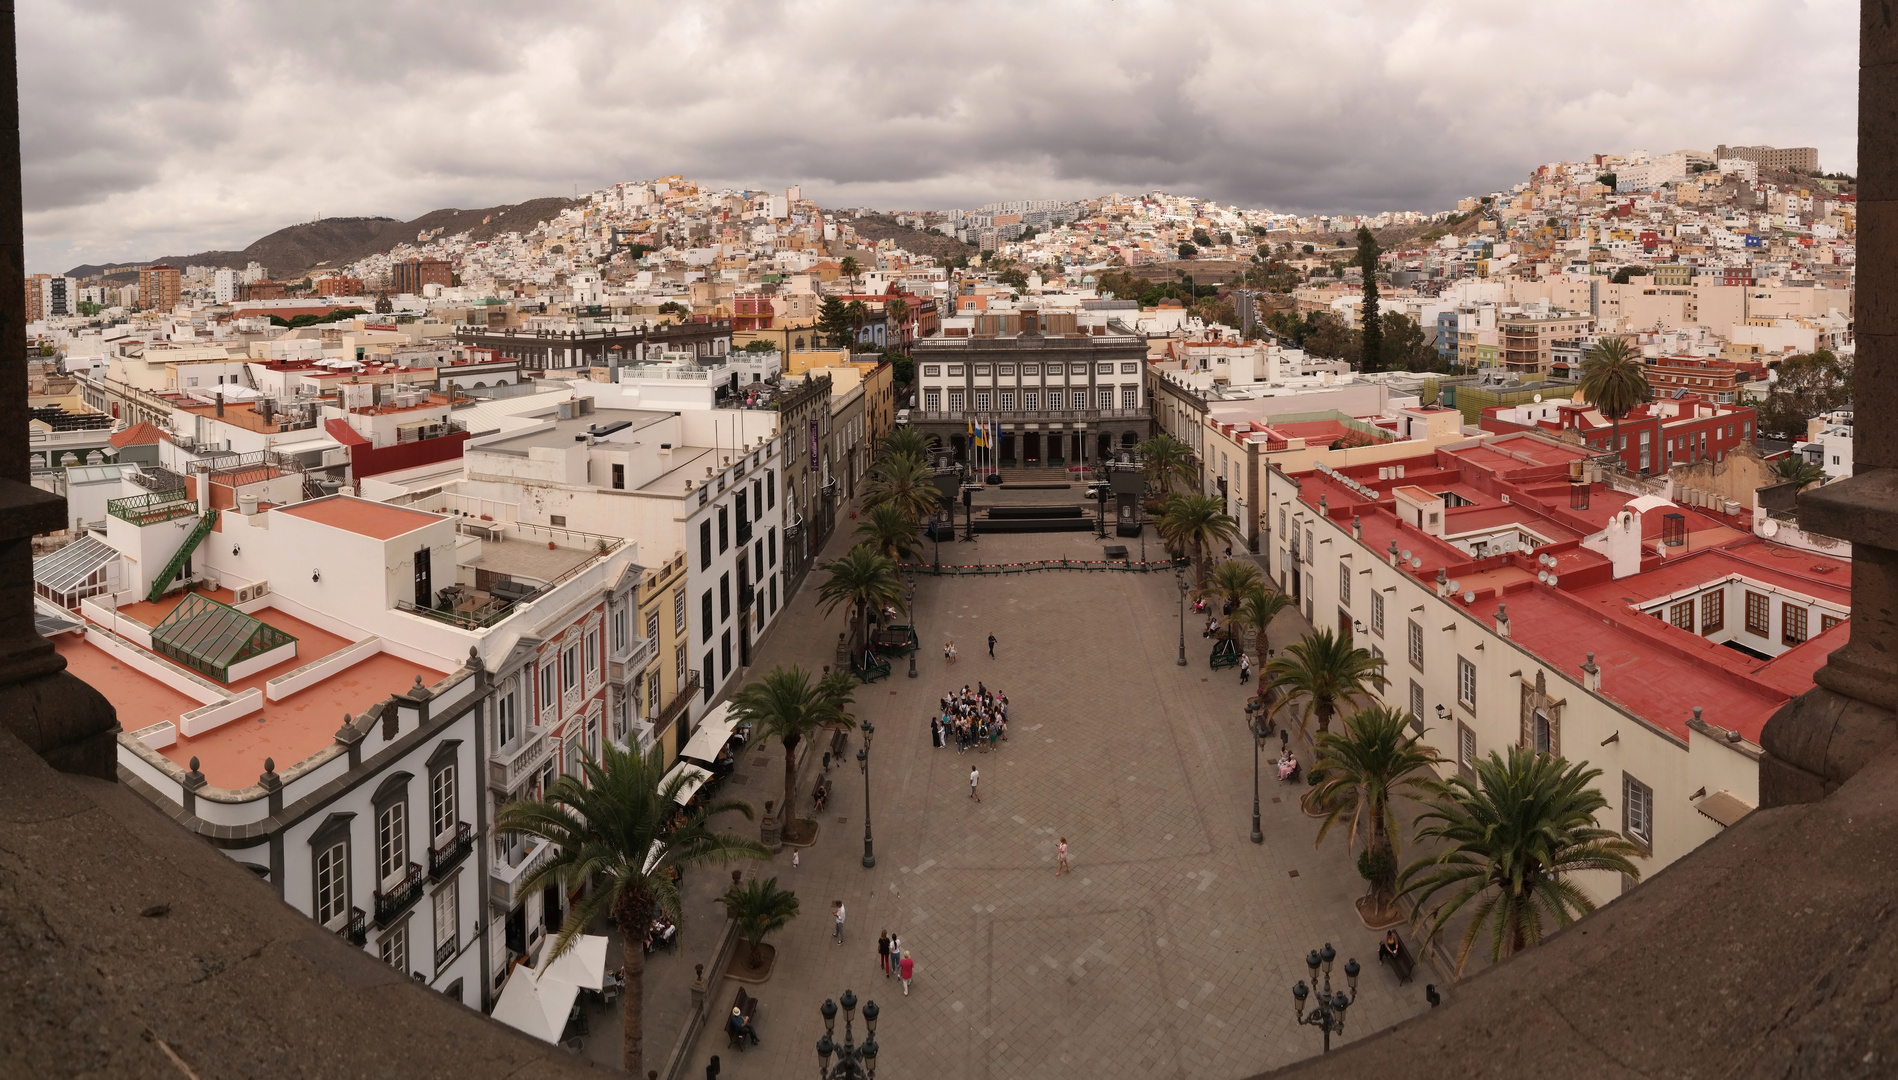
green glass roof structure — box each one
[151,592,297,683]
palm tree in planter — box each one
[729,664,855,843]
[1397,746,1646,973]
[1233,585,1295,663]
[1197,559,1264,626]
[881,425,936,466]
[1774,454,1826,489]
[1155,492,1240,585]
[1311,705,1440,921]
[855,502,921,561]
[718,876,801,972]
[817,543,906,652]
[1135,432,1198,497]
[861,451,943,523]
[1577,335,1650,465]
[1264,627,1385,738]
[496,743,768,1076]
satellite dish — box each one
[1538,570,1550,583]
[1534,393,1543,403]
[1411,556,1423,568]
[1402,549,1413,561]
[1548,575,1560,587]
[1760,518,1780,538]
[1448,580,1460,593]
[1463,591,1477,603]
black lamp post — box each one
[905,579,917,678]
[857,720,876,868]
[1244,699,1267,844]
[1292,942,1359,1054]
[1176,570,1189,666]
[816,990,879,1079]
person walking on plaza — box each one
[833,901,846,945]
[970,765,980,802]
[888,931,901,973]
[899,950,914,995]
[878,931,891,975]
[1057,837,1070,875]
[988,633,997,658]
[1239,653,1251,683]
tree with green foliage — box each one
[729,664,853,831]
[1191,228,1214,247]
[269,306,368,329]
[889,353,914,386]
[844,300,869,348]
[885,295,909,342]
[1135,433,1197,496]
[1177,242,1199,259]
[839,255,861,291]
[1578,335,1651,462]
[1263,628,1386,738]
[718,877,801,969]
[880,425,936,464]
[1596,172,1618,189]
[862,448,943,522]
[1233,586,1295,666]
[495,743,767,1076]
[1774,454,1826,489]
[996,266,1029,290]
[741,339,777,353]
[817,543,907,651]
[1155,493,1239,584]
[817,296,852,347]
[1378,311,1438,371]
[1356,226,1383,372]
[77,300,104,316]
[657,300,690,317]
[1197,560,1264,629]
[1398,747,1645,973]
[855,502,921,561]
[1759,349,1851,438]
[1312,705,1440,906]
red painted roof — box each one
[108,422,169,448]
[275,495,443,540]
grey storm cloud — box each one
[21,0,1858,272]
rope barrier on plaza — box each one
[898,556,1189,577]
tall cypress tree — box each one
[1356,226,1383,372]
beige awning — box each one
[1694,789,1754,828]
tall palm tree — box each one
[881,425,936,465]
[1263,627,1386,737]
[728,664,854,832]
[838,255,861,292]
[1312,705,1440,903]
[855,502,921,560]
[718,876,801,969]
[1135,432,1198,495]
[1774,454,1826,489]
[861,451,943,523]
[816,543,906,650]
[496,744,767,1076]
[885,295,910,346]
[1398,747,1646,973]
[1156,492,1240,584]
[844,300,869,350]
[1232,585,1295,663]
[1578,335,1651,465]
[1197,559,1263,626]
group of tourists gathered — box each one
[932,682,1009,754]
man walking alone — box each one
[833,901,846,945]
[969,765,980,802]
[988,633,997,658]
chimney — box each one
[1435,567,1450,598]
[215,391,224,417]
[1352,515,1362,541]
[1495,603,1510,638]
[1388,539,1400,567]
[1581,652,1601,692]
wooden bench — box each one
[828,728,849,765]
[725,987,761,1050]
[1379,931,1416,984]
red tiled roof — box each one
[108,422,169,448]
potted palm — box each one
[718,876,800,979]
[1311,704,1439,927]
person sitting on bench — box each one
[1380,930,1401,966]
[1277,750,1298,782]
[728,1006,758,1047]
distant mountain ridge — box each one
[68,196,581,281]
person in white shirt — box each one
[969,765,980,802]
[833,900,846,944]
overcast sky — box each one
[23,0,1857,274]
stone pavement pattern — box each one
[680,526,1430,1079]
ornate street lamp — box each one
[1292,942,1360,1053]
[816,990,880,1079]
[857,721,876,868]
[1244,698,1270,844]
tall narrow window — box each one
[701,591,713,641]
[1339,565,1351,608]
[429,762,456,843]
[433,877,458,966]
[1782,604,1808,646]
[377,801,407,886]
[1407,621,1424,669]
[673,587,687,634]
[1668,600,1694,630]
[379,923,408,973]
[718,507,729,552]
[699,521,712,570]
[1700,591,1724,634]
[1456,656,1476,711]
[1745,590,1770,636]
[1624,774,1654,849]
[315,841,348,926]
[1408,680,1424,724]
[1370,591,1385,636]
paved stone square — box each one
[678,525,1430,1079]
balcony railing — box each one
[105,488,194,526]
[915,407,1150,424]
[652,672,700,735]
[428,822,473,882]
[489,836,552,912]
[373,863,426,928]
[340,907,367,947]
[488,729,551,795]
[435,934,458,971]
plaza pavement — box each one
[662,522,1431,1079]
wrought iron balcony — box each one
[340,907,367,947]
[428,822,473,882]
[373,863,425,928]
[435,934,458,972]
